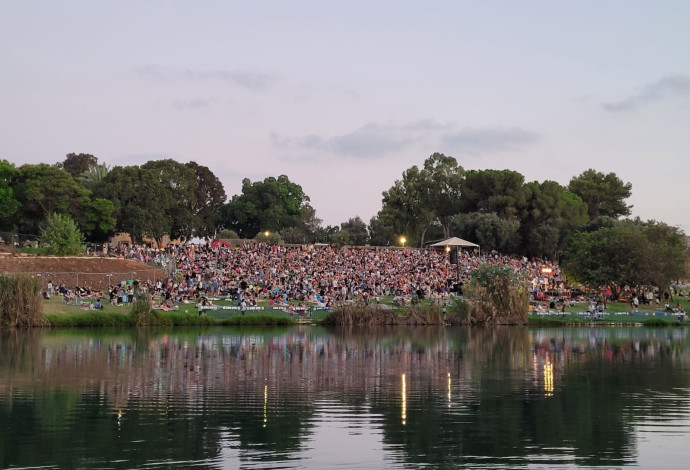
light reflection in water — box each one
[544,360,554,397]
[401,373,407,426]
[447,372,451,407]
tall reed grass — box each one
[0,275,46,328]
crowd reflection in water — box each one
[2,326,690,468]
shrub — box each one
[40,213,85,256]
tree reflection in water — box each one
[1,326,689,469]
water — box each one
[1,326,690,469]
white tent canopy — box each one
[429,237,479,248]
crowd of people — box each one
[103,241,561,309]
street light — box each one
[400,236,406,248]
[264,231,270,238]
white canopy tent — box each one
[429,237,480,255]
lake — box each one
[1,326,689,469]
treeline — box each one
[1,152,687,288]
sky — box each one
[1,1,689,232]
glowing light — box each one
[400,236,407,248]
[264,231,270,238]
[445,246,451,253]
[401,373,407,425]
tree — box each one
[77,197,116,242]
[60,153,98,177]
[568,169,632,220]
[142,159,199,241]
[379,166,435,247]
[459,169,527,218]
[519,181,588,259]
[186,161,226,238]
[368,215,396,246]
[340,217,369,246]
[79,163,110,190]
[12,164,89,234]
[0,160,19,229]
[562,219,687,289]
[417,153,464,238]
[281,204,322,244]
[452,213,520,254]
[40,213,84,255]
[215,175,309,239]
[93,166,174,244]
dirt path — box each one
[0,253,167,290]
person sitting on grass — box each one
[94,299,104,310]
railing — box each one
[197,304,333,322]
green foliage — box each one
[562,218,688,288]
[40,213,85,256]
[94,165,174,244]
[215,175,310,239]
[368,214,396,246]
[417,153,464,237]
[78,163,110,190]
[459,169,527,218]
[340,216,369,245]
[12,164,89,234]
[253,230,282,244]
[0,159,20,228]
[0,275,45,328]
[60,153,98,177]
[186,161,227,238]
[452,212,520,253]
[568,169,632,220]
[216,229,239,239]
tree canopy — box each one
[568,169,632,220]
[215,175,309,239]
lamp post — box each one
[400,236,406,249]
[264,231,270,238]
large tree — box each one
[417,153,464,238]
[340,216,369,246]
[379,166,435,247]
[459,169,527,218]
[0,160,19,229]
[185,161,226,238]
[562,219,687,289]
[568,169,632,220]
[215,175,309,239]
[60,153,98,177]
[94,166,174,244]
[141,159,199,241]
[12,164,90,234]
[519,180,588,259]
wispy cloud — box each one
[137,65,276,92]
[273,121,538,159]
[439,127,538,155]
[602,75,690,112]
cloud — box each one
[172,98,212,110]
[439,127,539,155]
[137,65,276,92]
[272,120,451,159]
[273,121,538,159]
[602,75,690,112]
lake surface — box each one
[2,326,690,469]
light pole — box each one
[400,236,406,249]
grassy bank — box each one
[45,311,296,327]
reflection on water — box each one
[1,326,690,469]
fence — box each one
[9,270,163,292]
[198,304,333,322]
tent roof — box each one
[429,237,479,248]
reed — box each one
[0,274,46,328]
[322,305,443,326]
[447,264,530,325]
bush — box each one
[40,213,84,255]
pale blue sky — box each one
[1,1,688,231]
